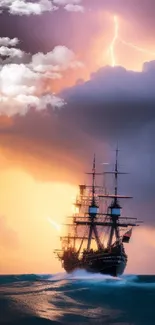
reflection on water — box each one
[0,270,155,324]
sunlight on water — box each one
[1,273,155,324]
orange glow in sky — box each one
[1,156,155,274]
[0,167,78,274]
[1,12,155,276]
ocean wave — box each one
[0,271,155,288]
[1,272,155,324]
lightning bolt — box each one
[108,15,155,67]
[48,217,62,233]
[120,39,155,56]
[109,15,118,67]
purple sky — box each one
[0,0,155,221]
[1,0,155,273]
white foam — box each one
[47,269,122,283]
[37,272,155,289]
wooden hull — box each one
[62,250,127,277]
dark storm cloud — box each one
[1,63,155,218]
[0,109,103,184]
[1,0,155,75]
[3,62,155,222]
[60,63,155,139]
[1,0,155,225]
[59,63,155,224]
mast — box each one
[99,148,133,247]
[73,154,102,251]
[114,147,118,203]
[108,147,120,246]
[87,154,99,250]
[92,154,96,205]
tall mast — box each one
[108,147,121,246]
[86,154,102,250]
[87,154,96,251]
[92,154,96,205]
[114,147,118,204]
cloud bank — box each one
[0,37,19,47]
[1,62,155,213]
[0,0,58,15]
[0,0,84,15]
[0,38,83,115]
[53,0,84,12]
[1,0,155,274]
[64,4,84,12]
[1,1,155,227]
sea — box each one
[0,271,155,325]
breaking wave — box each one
[0,270,154,287]
[0,271,155,324]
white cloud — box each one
[0,0,84,15]
[64,4,84,12]
[0,0,58,15]
[53,0,81,4]
[31,46,83,72]
[53,0,84,12]
[0,94,65,116]
[0,37,19,47]
[42,71,62,79]
[0,64,38,97]
[0,46,24,58]
[0,37,23,61]
[0,61,65,116]
[0,40,82,116]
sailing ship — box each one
[54,149,142,277]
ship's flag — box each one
[122,227,132,243]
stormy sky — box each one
[0,0,155,274]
